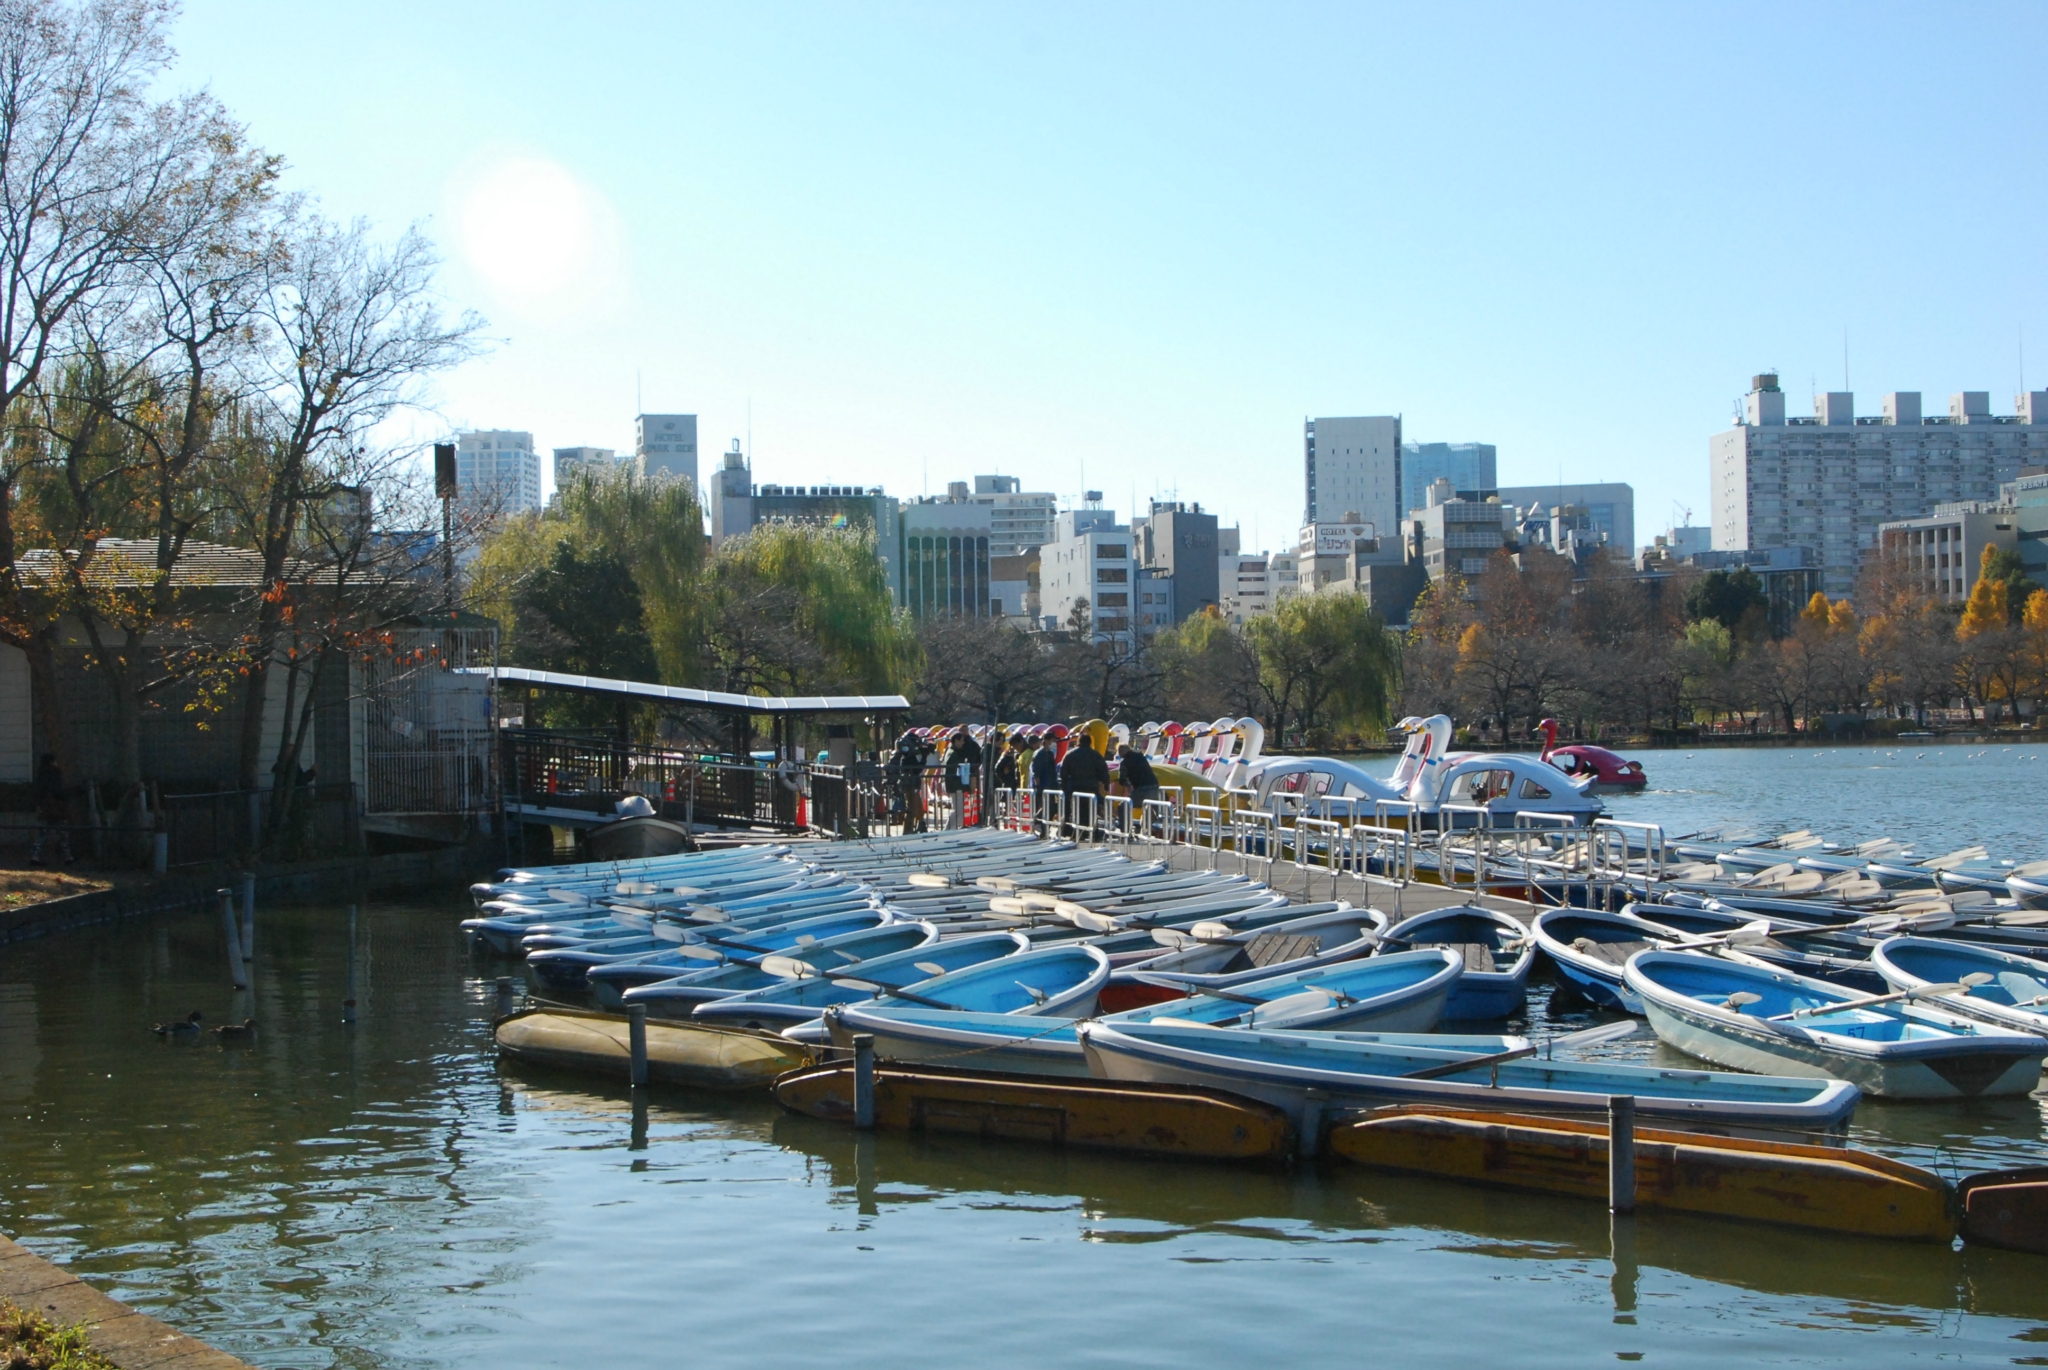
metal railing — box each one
[980,787,1652,907]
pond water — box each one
[2,747,2047,1368]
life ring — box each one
[776,759,802,791]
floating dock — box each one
[1327,1105,1956,1242]
[494,1007,811,1089]
[773,1060,1294,1161]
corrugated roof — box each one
[459,665,910,716]
[16,539,289,587]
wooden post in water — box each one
[852,1033,876,1130]
[494,976,516,1020]
[343,904,358,1024]
[1297,1089,1328,1160]
[150,830,167,875]
[1608,1095,1636,1215]
[627,1004,648,1087]
[239,871,256,975]
[220,889,246,989]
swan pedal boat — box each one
[1075,1019,1862,1130]
[1623,950,2048,1100]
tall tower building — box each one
[635,413,698,487]
[1305,415,1402,531]
[454,430,541,517]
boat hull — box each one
[1077,1021,1860,1129]
[1627,953,2047,1101]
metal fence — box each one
[363,626,498,821]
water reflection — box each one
[0,901,2043,1369]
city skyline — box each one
[173,2,2048,551]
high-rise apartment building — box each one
[635,413,698,487]
[1711,375,2048,595]
[1305,415,1401,531]
[454,430,541,517]
[967,475,1057,556]
[1401,441,1497,518]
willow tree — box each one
[1247,592,1398,747]
[470,468,703,727]
[699,522,919,698]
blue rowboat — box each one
[1532,909,1702,1013]
[1623,950,2048,1100]
[689,932,1033,1029]
[819,1001,1518,1077]
[1125,947,1461,1033]
[574,907,892,996]
[586,910,911,1007]
[1108,908,1391,992]
[1075,1019,1861,1130]
[617,920,933,1014]
[796,943,1109,1033]
[1620,901,1886,993]
[1872,936,2048,1038]
[1382,904,1532,1018]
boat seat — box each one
[1571,936,1654,968]
[1448,942,1496,973]
[1244,933,1321,969]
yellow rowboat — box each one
[1328,1105,1955,1242]
[773,1060,1292,1161]
[494,1006,810,1089]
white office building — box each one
[454,430,541,517]
[1220,550,1301,624]
[552,446,624,491]
[1712,375,2048,595]
[1040,511,1137,649]
[967,475,1058,557]
[635,413,698,487]
[1305,415,1402,531]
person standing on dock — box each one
[30,753,73,866]
[942,726,983,829]
[1029,733,1059,827]
[1059,733,1110,838]
[1117,743,1159,814]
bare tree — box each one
[0,0,239,755]
[228,218,482,793]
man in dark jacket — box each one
[942,727,983,829]
[1028,736,1059,828]
[1059,735,1111,837]
[1117,744,1161,814]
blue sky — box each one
[175,1,2048,553]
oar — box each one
[1402,1018,1644,1082]
[1769,973,1993,1021]
[838,980,966,1011]
[1772,908,1956,941]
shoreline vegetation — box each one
[0,1300,117,1370]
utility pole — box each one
[435,442,457,613]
